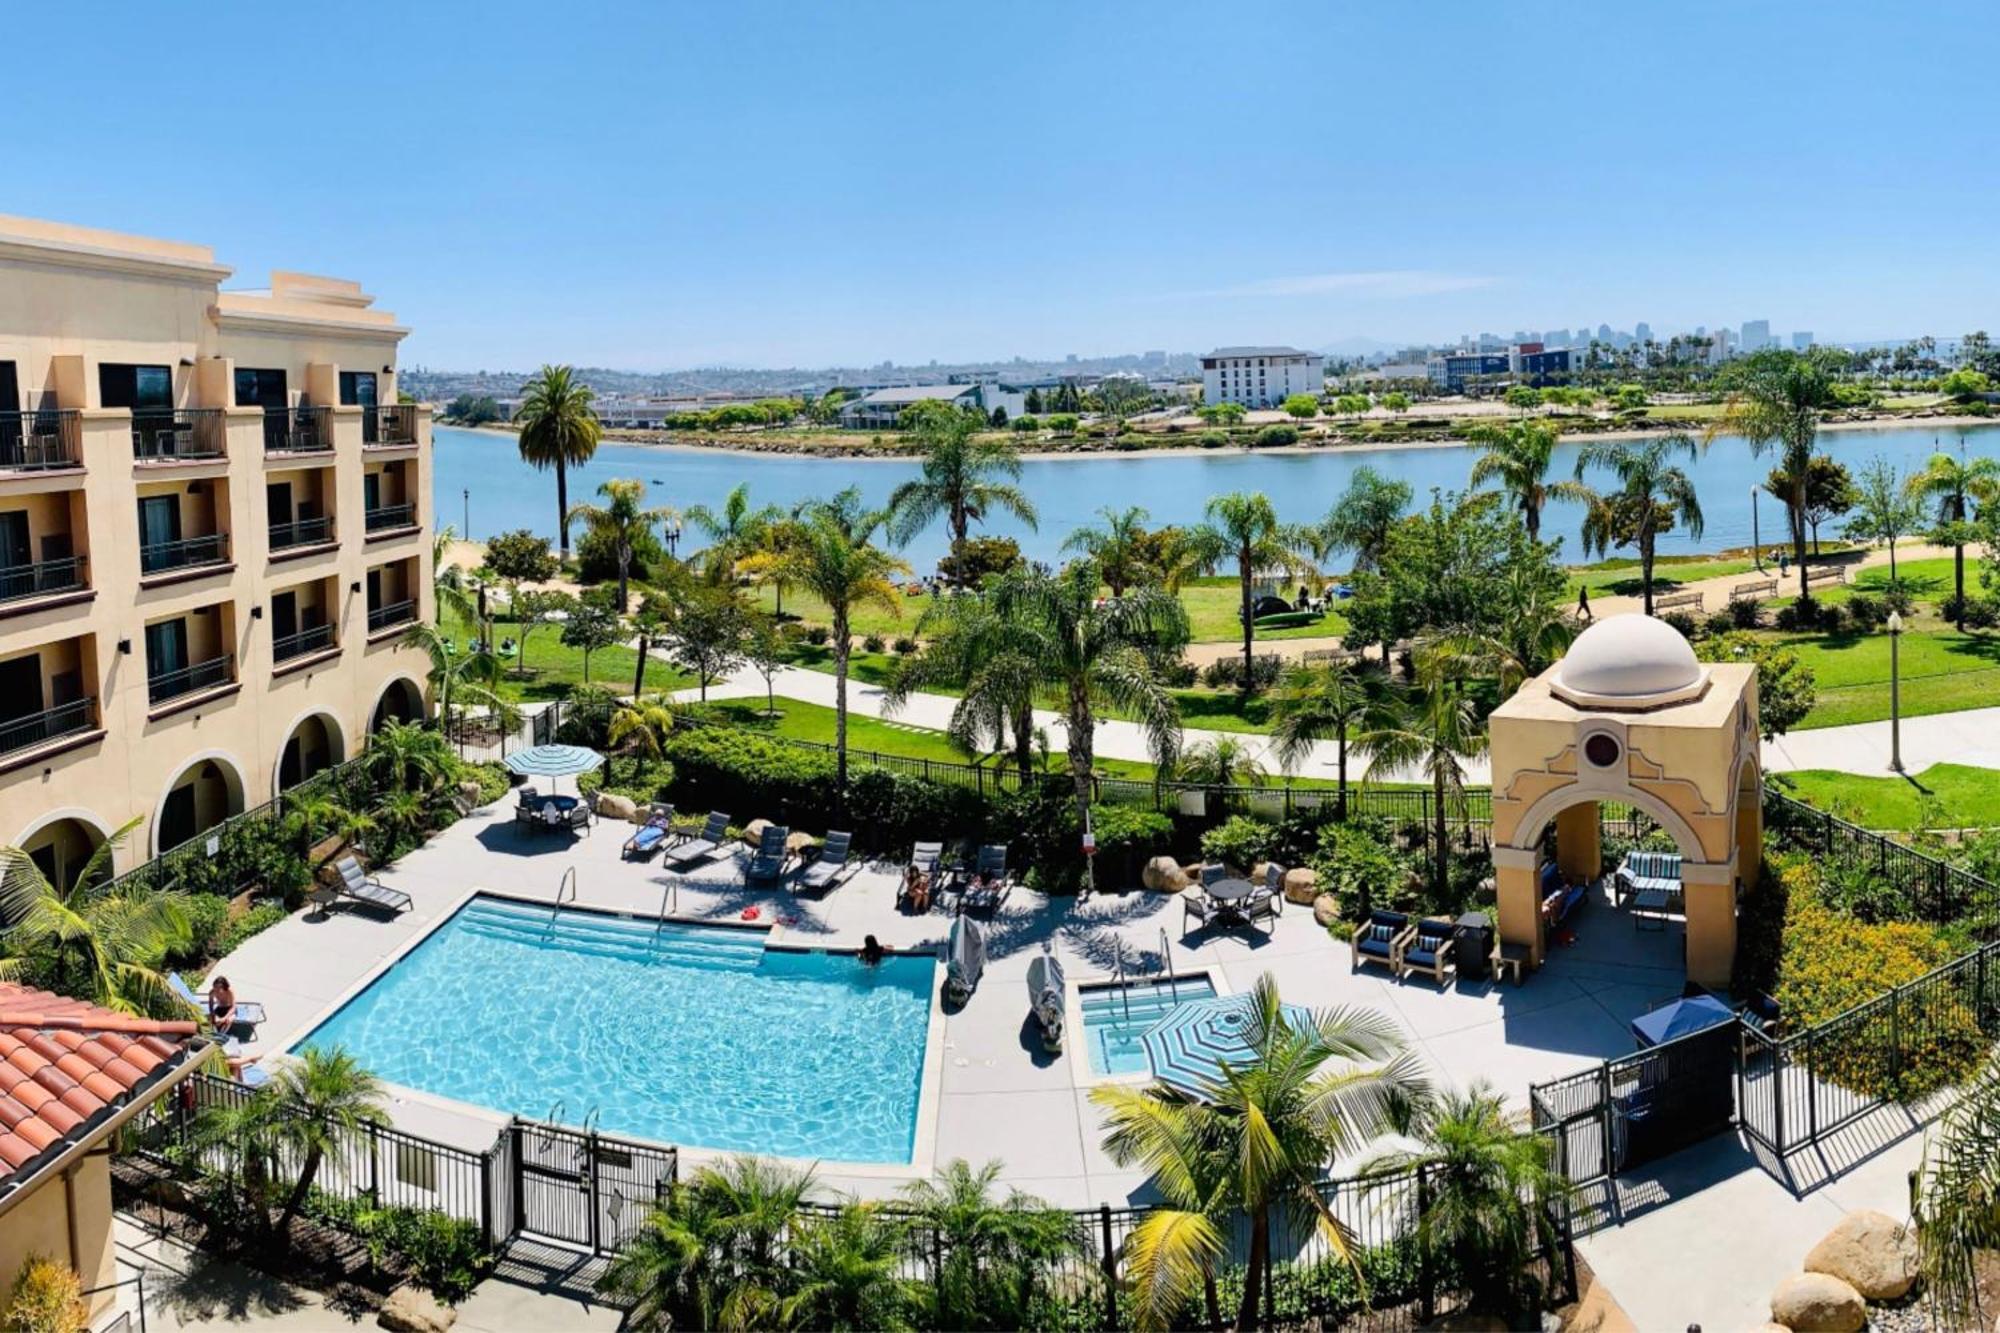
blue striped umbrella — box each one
[503,744,606,778]
[1141,993,1313,1099]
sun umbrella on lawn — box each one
[1141,992,1313,1099]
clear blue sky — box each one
[6,1,1995,369]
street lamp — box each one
[462,488,470,540]
[1751,487,1762,570]
[1887,610,1904,773]
[664,516,682,558]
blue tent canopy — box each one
[503,744,606,778]
[1141,994,1313,1099]
[1630,992,1734,1048]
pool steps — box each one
[457,897,767,971]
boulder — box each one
[458,779,484,808]
[1768,1271,1865,1333]
[1141,856,1191,893]
[1312,894,1341,928]
[378,1285,455,1333]
[743,818,773,844]
[595,792,638,823]
[1282,867,1319,905]
[1803,1208,1918,1300]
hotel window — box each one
[234,368,288,410]
[100,363,173,413]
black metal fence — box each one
[1764,786,2000,932]
[1531,1021,1741,1188]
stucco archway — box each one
[153,751,247,855]
[275,709,347,795]
[369,676,426,733]
[14,809,114,891]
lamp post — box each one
[1887,610,1904,773]
[462,488,470,540]
[664,516,682,559]
[1751,487,1762,570]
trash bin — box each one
[1454,911,1493,982]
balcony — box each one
[148,655,234,707]
[0,698,98,759]
[365,502,416,534]
[0,555,88,606]
[0,411,82,472]
[263,407,332,456]
[273,622,336,664]
[367,599,417,634]
[363,404,418,447]
[132,409,224,462]
[269,516,335,553]
[140,532,230,577]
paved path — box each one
[1764,702,2000,775]
[1586,540,1950,618]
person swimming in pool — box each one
[859,935,885,965]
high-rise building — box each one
[1741,320,1771,352]
[1635,322,1652,344]
[0,214,433,879]
[1792,332,1814,350]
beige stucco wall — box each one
[0,1152,118,1323]
[0,216,432,864]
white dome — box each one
[1551,615,1707,709]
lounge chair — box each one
[622,805,677,860]
[1350,910,1412,975]
[1397,918,1457,986]
[167,972,266,1034]
[746,824,791,884]
[795,831,854,893]
[960,844,1012,914]
[330,856,413,916]
[662,812,731,870]
[908,840,944,878]
[900,840,944,911]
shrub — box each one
[892,636,918,655]
[167,894,234,968]
[1845,592,1887,629]
[1253,423,1299,448]
[861,633,886,654]
[1197,430,1230,448]
[451,759,511,807]
[1160,657,1198,688]
[1308,817,1414,919]
[1941,594,2000,628]
[805,625,830,646]
[1879,579,1916,615]
[4,1255,85,1333]
[1200,655,1282,691]
[1200,816,1279,872]
[555,683,618,749]
[1727,596,1764,629]
[1702,609,1737,639]
[211,903,288,960]
[306,1193,493,1302]
[1660,610,1700,639]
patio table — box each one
[1206,877,1255,924]
[1632,886,1677,931]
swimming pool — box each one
[295,896,934,1163]
[1078,975,1219,1076]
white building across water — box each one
[1199,346,1324,408]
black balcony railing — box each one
[0,411,82,471]
[148,655,233,706]
[273,622,336,663]
[140,531,230,576]
[269,516,334,551]
[0,554,88,604]
[364,404,417,446]
[367,599,416,633]
[132,408,224,461]
[365,502,415,532]
[263,406,332,455]
[0,697,98,757]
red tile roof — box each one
[0,984,197,1181]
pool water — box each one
[1079,976,1219,1076]
[295,896,934,1163]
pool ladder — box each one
[546,866,577,936]
[653,879,679,941]
[1110,929,1183,1026]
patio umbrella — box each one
[1142,992,1313,1099]
[1629,992,1734,1048]
[503,744,605,798]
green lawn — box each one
[1779,765,2000,830]
[1563,551,1819,601]
[442,607,692,703]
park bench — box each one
[1654,588,1704,614]
[1805,565,1849,589]
[1731,577,1780,602]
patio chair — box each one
[514,787,543,826]
[1349,910,1412,975]
[961,844,1012,914]
[623,806,677,860]
[167,972,266,1034]
[1183,888,1216,932]
[1396,917,1457,986]
[1243,866,1283,933]
[795,831,854,893]
[663,812,732,870]
[330,856,413,916]
[1615,850,1684,908]
[746,824,792,885]
[563,802,592,834]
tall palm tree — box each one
[1708,350,1834,601]
[267,1046,389,1233]
[741,489,907,792]
[0,819,189,1014]
[1429,560,1579,695]
[1908,442,2000,630]
[607,698,675,783]
[566,478,676,611]
[401,620,514,754]
[1268,658,1393,815]
[1185,492,1314,694]
[1466,417,1560,541]
[886,413,1038,583]
[1317,465,1413,573]
[898,1159,1081,1332]
[886,592,1044,784]
[1093,976,1428,1331]
[514,365,601,559]
[1552,435,1704,617]
[989,559,1187,830]
[1356,657,1489,896]
[1063,505,1153,598]
[684,482,781,584]
[430,524,477,628]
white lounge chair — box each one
[331,856,413,916]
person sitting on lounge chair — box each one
[900,863,932,913]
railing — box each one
[364,403,418,446]
[0,409,81,470]
[365,502,416,532]
[139,531,229,576]
[79,1272,146,1333]
[367,598,416,633]
[273,622,335,664]
[130,408,224,461]
[0,697,97,757]
[147,654,233,706]
[0,553,87,603]
[268,515,334,551]
[1764,786,2000,932]
[263,406,331,454]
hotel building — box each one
[1199,347,1325,409]
[0,215,433,880]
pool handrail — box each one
[1158,928,1181,1005]
[547,866,578,936]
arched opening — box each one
[370,677,425,733]
[277,711,346,793]
[1735,754,1762,888]
[15,814,110,894]
[155,754,246,855]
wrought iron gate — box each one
[1531,1020,1740,1185]
[510,1120,677,1254]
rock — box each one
[378,1285,455,1333]
[458,780,484,807]
[1141,856,1191,893]
[595,792,638,823]
[743,818,772,844]
[1804,1208,1918,1300]
[1748,1325,1790,1333]
[1769,1271,1865,1332]
[1312,893,1341,928]
[1282,867,1318,905]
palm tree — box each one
[267,1046,389,1233]
[1185,492,1314,694]
[278,789,375,878]
[1908,442,2000,630]
[781,1203,924,1332]
[886,591,1044,784]
[1356,658,1489,896]
[1359,1082,1568,1322]
[566,478,676,611]
[1268,658,1392,815]
[1093,976,1428,1331]
[1175,735,1266,788]
[1552,435,1704,617]
[1915,1047,2000,1327]
[1063,505,1153,598]
[364,718,451,796]
[1466,418,1560,541]
[684,482,781,585]
[1429,560,1580,695]
[430,524,477,628]
[741,489,908,793]
[607,698,675,783]
[886,413,1038,583]
[402,620,515,754]
[514,365,601,559]
[899,1159,1081,1331]
[1708,350,1834,601]
[0,819,190,1014]
[1317,465,1412,574]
